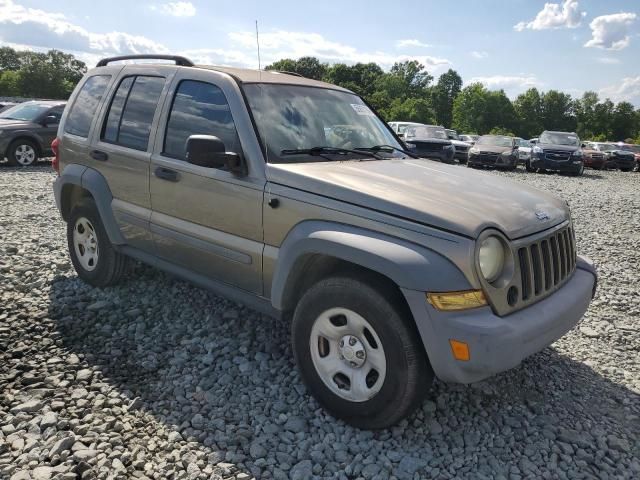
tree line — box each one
[267,56,640,143]
[0,47,638,143]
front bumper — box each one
[402,255,597,384]
[531,157,582,172]
[468,154,517,168]
[418,148,455,164]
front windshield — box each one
[243,84,403,163]
[519,139,530,147]
[446,130,459,140]
[0,103,49,121]
[539,132,580,146]
[602,143,618,150]
[406,126,448,140]
[476,135,513,148]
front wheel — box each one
[292,275,432,429]
[525,160,536,172]
[7,139,39,166]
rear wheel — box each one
[67,198,129,287]
[7,139,39,166]
[292,275,432,429]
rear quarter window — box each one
[64,75,111,138]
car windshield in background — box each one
[406,126,448,140]
[243,84,403,163]
[0,103,49,122]
[539,132,580,146]
[446,130,459,140]
[602,144,618,150]
[476,135,513,148]
[519,139,530,147]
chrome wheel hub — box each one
[339,335,366,368]
[15,144,36,166]
[73,217,99,271]
[309,307,387,403]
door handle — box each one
[90,150,108,161]
[154,167,179,182]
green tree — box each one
[592,99,614,139]
[324,62,383,98]
[489,127,515,136]
[574,91,599,139]
[514,88,543,138]
[432,69,462,128]
[266,56,327,80]
[611,101,636,141]
[384,97,435,124]
[0,70,21,96]
[389,60,433,97]
[452,83,489,134]
[541,90,576,132]
[485,90,518,135]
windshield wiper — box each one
[281,146,384,160]
[354,144,419,159]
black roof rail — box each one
[275,70,304,77]
[96,55,194,67]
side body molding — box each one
[53,164,126,245]
[270,221,472,310]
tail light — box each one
[51,137,60,174]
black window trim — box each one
[100,74,165,152]
[161,78,243,163]
[63,74,112,139]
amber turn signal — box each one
[426,290,487,311]
[449,339,470,361]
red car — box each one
[620,144,640,171]
[582,142,607,169]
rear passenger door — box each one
[90,67,175,251]
[149,70,264,294]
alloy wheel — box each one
[73,217,99,271]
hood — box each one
[268,159,569,239]
[0,118,33,129]
[474,145,513,154]
[538,143,580,152]
[450,140,471,147]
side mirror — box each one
[42,115,59,126]
[581,143,586,148]
[186,135,245,175]
[530,139,537,145]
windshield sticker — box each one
[351,104,374,116]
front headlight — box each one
[533,146,543,154]
[502,149,514,157]
[478,236,505,283]
[572,150,583,157]
[469,147,479,154]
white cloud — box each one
[471,51,488,59]
[514,0,585,31]
[152,2,196,17]
[234,30,450,70]
[0,0,168,56]
[584,13,637,50]
[596,56,620,64]
[469,75,540,97]
[600,76,640,104]
[396,39,431,49]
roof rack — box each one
[96,55,194,67]
[275,70,304,77]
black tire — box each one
[7,139,39,166]
[67,198,128,287]
[467,162,475,168]
[457,157,467,165]
[570,163,585,176]
[525,161,536,173]
[620,167,632,172]
[292,274,433,429]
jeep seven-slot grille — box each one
[517,225,576,303]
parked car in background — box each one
[619,144,640,171]
[582,142,607,170]
[445,128,471,164]
[467,135,519,170]
[529,131,584,176]
[516,137,532,165]
[388,121,422,139]
[0,102,18,112]
[52,54,597,429]
[591,142,635,172]
[459,134,478,145]
[0,100,66,166]
[404,125,455,163]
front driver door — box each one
[149,71,264,294]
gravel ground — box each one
[1,164,639,480]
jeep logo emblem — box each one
[535,210,550,221]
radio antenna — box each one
[255,20,262,71]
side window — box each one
[64,75,111,138]
[47,107,64,123]
[163,80,241,161]
[101,76,165,151]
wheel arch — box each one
[54,164,126,245]
[271,221,472,314]
[5,133,44,158]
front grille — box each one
[544,150,571,161]
[517,225,576,304]
[455,146,469,153]
[478,152,499,163]
[416,142,444,152]
[591,154,603,160]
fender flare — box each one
[54,164,125,245]
[270,220,472,310]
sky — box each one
[0,0,639,105]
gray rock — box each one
[40,412,57,430]
[87,300,109,311]
[10,399,44,414]
[49,436,75,457]
[290,460,313,480]
[607,435,630,453]
[284,416,307,433]
[73,449,98,462]
[76,369,92,381]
